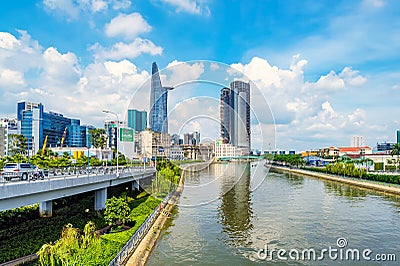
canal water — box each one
[147,162,400,265]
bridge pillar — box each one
[94,188,107,210]
[39,200,53,217]
[132,180,140,191]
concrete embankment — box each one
[270,165,400,196]
[125,171,186,266]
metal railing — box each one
[0,166,155,185]
[108,191,174,266]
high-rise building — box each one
[219,81,251,153]
[149,62,169,133]
[397,130,400,144]
[351,135,365,147]
[127,109,147,132]
[220,87,234,143]
[17,101,88,155]
[0,118,19,157]
[183,132,200,146]
[231,81,251,151]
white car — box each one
[1,163,37,181]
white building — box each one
[351,135,365,147]
[170,146,184,160]
[140,129,170,159]
[0,118,19,157]
[214,139,238,158]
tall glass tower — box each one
[149,62,168,133]
[220,81,251,152]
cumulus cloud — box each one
[43,0,131,19]
[91,38,163,60]
[0,68,25,87]
[0,30,152,125]
[105,13,152,39]
[227,56,380,150]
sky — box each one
[0,0,399,151]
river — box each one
[147,162,400,265]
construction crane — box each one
[41,135,48,156]
[60,127,67,147]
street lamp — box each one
[103,109,119,177]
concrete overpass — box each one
[0,166,156,216]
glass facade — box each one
[149,62,169,133]
[18,101,89,154]
[127,109,147,132]
[397,130,400,144]
[220,81,251,152]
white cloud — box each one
[160,0,209,15]
[227,56,384,150]
[339,66,367,86]
[163,60,205,86]
[43,0,131,19]
[91,38,163,60]
[314,71,345,91]
[0,32,21,49]
[0,68,25,87]
[105,13,152,39]
[0,30,153,126]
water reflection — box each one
[217,163,254,247]
[324,181,367,201]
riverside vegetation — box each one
[32,160,181,265]
[268,154,400,184]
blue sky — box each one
[0,0,399,151]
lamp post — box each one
[103,109,119,177]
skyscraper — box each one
[220,81,251,153]
[127,109,147,132]
[231,81,251,151]
[220,87,234,143]
[397,130,400,144]
[149,62,169,133]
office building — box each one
[0,118,19,157]
[149,62,171,134]
[140,129,170,159]
[350,135,365,147]
[397,130,400,144]
[104,120,122,149]
[17,101,89,155]
[127,109,147,132]
[377,142,396,152]
[220,81,251,153]
[183,131,201,146]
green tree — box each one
[390,143,400,171]
[104,196,131,225]
[88,129,107,149]
[8,134,27,156]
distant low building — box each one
[376,142,396,152]
[170,145,184,160]
[338,146,372,156]
[215,139,238,158]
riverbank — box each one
[125,171,185,266]
[270,165,400,196]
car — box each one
[1,163,36,181]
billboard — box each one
[120,128,134,142]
